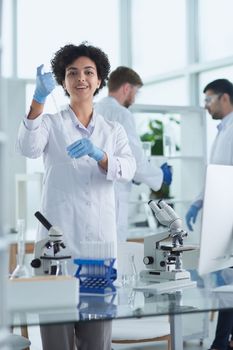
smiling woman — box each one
[16,42,136,350]
[64,62,99,101]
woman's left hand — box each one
[67,138,104,162]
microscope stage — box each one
[160,245,198,252]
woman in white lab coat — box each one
[17,43,136,350]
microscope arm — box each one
[35,211,52,231]
[35,211,63,240]
[34,211,66,256]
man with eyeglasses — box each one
[186,79,233,230]
[95,66,172,241]
[186,79,233,350]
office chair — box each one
[112,241,171,350]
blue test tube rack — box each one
[74,258,117,295]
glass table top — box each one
[8,281,233,327]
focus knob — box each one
[31,258,41,268]
[143,256,154,265]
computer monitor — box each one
[198,164,233,275]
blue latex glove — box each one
[67,138,105,162]
[33,64,56,104]
[185,204,201,231]
[161,162,172,185]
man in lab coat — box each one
[95,66,172,241]
[186,79,233,230]
[185,79,233,350]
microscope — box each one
[140,200,196,283]
[31,212,71,276]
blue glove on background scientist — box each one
[133,162,172,186]
[33,63,104,163]
[160,162,172,186]
[185,200,203,231]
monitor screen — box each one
[198,164,233,275]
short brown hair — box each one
[108,66,143,92]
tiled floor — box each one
[15,312,217,350]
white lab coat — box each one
[95,96,163,240]
[195,111,233,203]
[196,112,233,285]
[16,106,136,262]
[210,112,233,164]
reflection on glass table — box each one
[8,283,233,324]
[8,280,233,350]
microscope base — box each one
[140,269,191,283]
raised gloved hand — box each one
[33,64,56,104]
[67,138,105,162]
[161,162,172,185]
[185,201,203,231]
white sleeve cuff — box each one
[23,114,43,130]
[106,156,121,181]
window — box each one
[131,0,186,80]
[17,0,120,78]
[199,0,233,62]
[137,78,188,105]
[2,0,13,77]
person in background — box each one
[16,43,136,350]
[186,79,233,231]
[208,310,233,350]
[95,66,172,241]
[185,79,233,350]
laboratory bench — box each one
[7,279,233,350]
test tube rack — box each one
[74,258,117,295]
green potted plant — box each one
[140,120,164,156]
[140,117,180,199]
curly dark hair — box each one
[51,42,110,96]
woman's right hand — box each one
[33,64,56,104]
